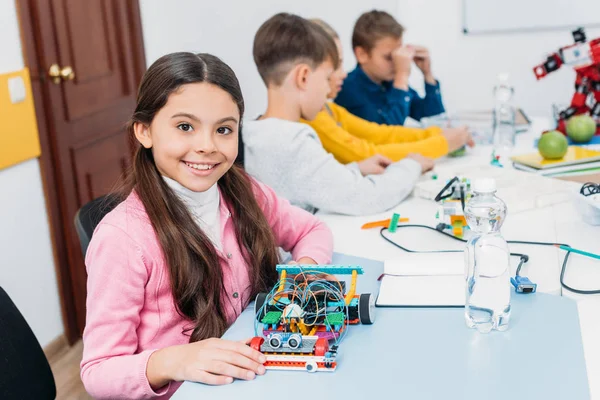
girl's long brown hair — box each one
[120,52,279,342]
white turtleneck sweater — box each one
[162,176,222,250]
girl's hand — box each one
[147,338,266,388]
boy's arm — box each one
[358,84,444,125]
[284,126,423,216]
[334,76,407,125]
[378,86,413,125]
[307,107,448,163]
[408,82,446,121]
[336,103,444,143]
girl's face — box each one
[328,38,347,99]
[134,82,239,193]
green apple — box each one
[566,115,596,143]
[538,130,568,159]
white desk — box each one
[316,118,600,398]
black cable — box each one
[515,255,529,276]
[434,177,459,202]
[379,224,529,266]
[580,182,600,196]
[558,251,600,295]
[380,224,463,253]
[379,224,600,295]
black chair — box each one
[74,194,121,257]
[0,287,56,399]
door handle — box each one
[48,64,76,84]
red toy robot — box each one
[533,27,600,135]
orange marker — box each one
[361,218,409,230]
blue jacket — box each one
[334,65,445,125]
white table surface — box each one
[316,118,600,398]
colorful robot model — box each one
[533,27,600,135]
[250,265,375,372]
[249,334,338,373]
[434,176,471,238]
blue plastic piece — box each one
[327,298,358,307]
[276,264,364,275]
[511,276,537,293]
[275,297,290,305]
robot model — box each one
[434,176,471,238]
[251,264,375,372]
[533,28,600,135]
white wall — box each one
[0,0,63,347]
[140,0,600,121]
[139,0,398,118]
[397,0,600,119]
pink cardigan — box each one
[80,181,333,399]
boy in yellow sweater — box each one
[305,19,474,164]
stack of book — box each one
[511,146,600,178]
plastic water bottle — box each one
[492,74,516,161]
[464,178,511,333]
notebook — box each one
[511,146,600,170]
[567,135,600,145]
[376,253,465,307]
[512,160,600,176]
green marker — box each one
[388,213,400,233]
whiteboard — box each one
[463,0,600,34]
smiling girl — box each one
[80,52,332,399]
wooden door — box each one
[18,0,146,342]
